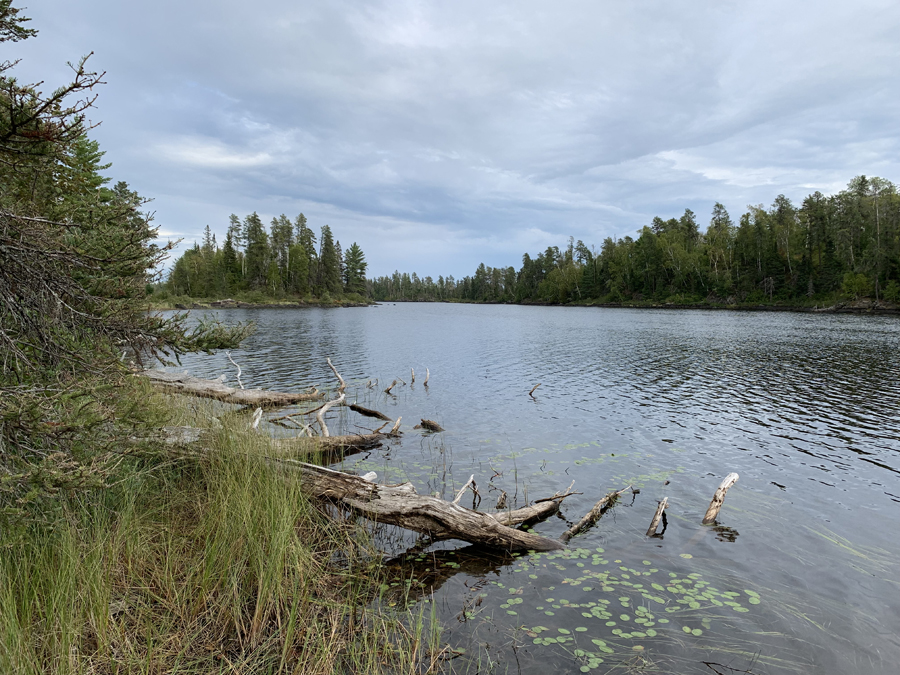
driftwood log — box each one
[275,459,566,552]
[141,369,323,406]
[702,473,739,524]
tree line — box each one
[370,176,900,305]
[165,215,368,299]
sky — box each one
[9,0,900,278]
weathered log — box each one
[348,403,392,421]
[559,485,632,544]
[646,497,668,536]
[275,459,565,552]
[702,473,739,524]
[140,369,323,406]
[414,419,444,432]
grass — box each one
[0,387,442,674]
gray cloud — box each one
[11,0,900,276]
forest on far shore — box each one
[370,176,900,306]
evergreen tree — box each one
[317,225,341,294]
[243,212,269,289]
[343,242,367,294]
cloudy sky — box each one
[11,0,900,277]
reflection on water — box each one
[167,304,900,674]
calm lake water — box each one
[168,303,900,674]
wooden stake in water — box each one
[702,473,739,524]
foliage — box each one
[370,178,900,305]
[0,4,249,521]
[166,213,369,300]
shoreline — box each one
[151,296,900,316]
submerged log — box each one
[348,402,392,421]
[275,459,565,552]
[559,485,632,544]
[141,369,323,407]
[702,473,739,524]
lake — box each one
[167,303,900,674]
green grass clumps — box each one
[0,391,438,674]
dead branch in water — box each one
[315,393,346,437]
[647,497,669,536]
[326,357,346,392]
[560,485,633,544]
[384,380,398,395]
[225,351,244,389]
[348,402,391,420]
[702,473,738,524]
[529,383,541,397]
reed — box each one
[0,386,441,674]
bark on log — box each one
[646,497,668,536]
[275,459,565,552]
[702,473,739,524]
[141,369,323,407]
[559,485,632,544]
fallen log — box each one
[141,369,323,407]
[702,473,739,524]
[275,459,565,552]
[559,485,632,544]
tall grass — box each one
[0,390,441,674]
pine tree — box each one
[243,212,269,289]
[317,225,341,295]
[343,243,367,294]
